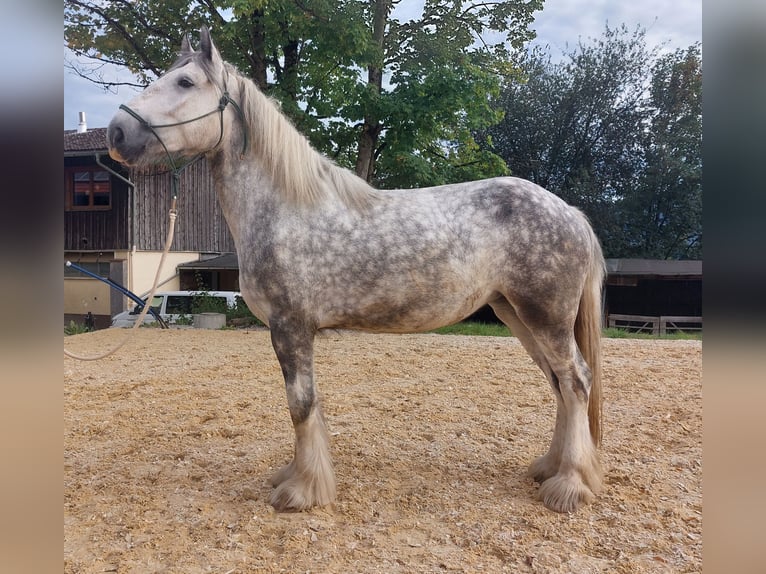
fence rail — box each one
[607,314,702,335]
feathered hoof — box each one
[268,462,336,512]
[538,472,595,513]
[270,480,313,512]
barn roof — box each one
[64,128,108,155]
[605,258,702,278]
[178,253,240,270]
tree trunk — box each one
[355,0,391,182]
[356,123,382,182]
[279,32,301,120]
[273,8,302,98]
[248,8,268,90]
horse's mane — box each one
[221,62,379,210]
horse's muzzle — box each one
[107,147,126,163]
[107,112,148,165]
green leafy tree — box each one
[349,0,537,186]
[480,25,702,258]
[480,25,655,253]
[65,0,540,186]
[620,45,702,259]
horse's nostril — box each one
[109,125,125,147]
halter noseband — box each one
[118,83,248,197]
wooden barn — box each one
[603,258,702,334]
[64,126,235,329]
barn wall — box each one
[179,269,240,291]
[131,160,235,253]
[64,251,127,328]
[605,278,702,317]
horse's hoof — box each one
[269,477,335,512]
[268,458,336,512]
[538,472,595,513]
[270,480,312,512]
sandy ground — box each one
[64,328,701,573]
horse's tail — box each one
[574,217,606,447]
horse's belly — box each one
[319,283,493,333]
[238,286,272,327]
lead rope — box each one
[64,197,178,361]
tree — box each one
[65,0,541,186]
[480,26,702,258]
[620,45,702,259]
[64,1,369,126]
[350,0,539,186]
[480,25,654,253]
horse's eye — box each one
[178,77,194,89]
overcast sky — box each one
[63,0,702,130]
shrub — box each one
[227,296,263,327]
[64,320,90,336]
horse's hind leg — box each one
[268,321,336,511]
[494,297,601,512]
[489,299,565,483]
[532,327,602,513]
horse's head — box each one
[107,27,232,166]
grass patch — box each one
[429,322,512,337]
[431,322,701,340]
[226,296,264,328]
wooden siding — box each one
[64,157,131,251]
[131,159,235,252]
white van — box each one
[111,290,241,327]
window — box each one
[66,168,111,210]
[165,296,194,315]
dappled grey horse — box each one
[107,27,605,514]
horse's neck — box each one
[210,147,275,208]
[209,73,379,226]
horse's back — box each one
[400,176,589,238]
[412,176,597,276]
[422,177,600,321]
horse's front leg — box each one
[268,322,336,511]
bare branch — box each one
[64,56,147,91]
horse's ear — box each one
[180,32,193,54]
[199,26,222,68]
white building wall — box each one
[124,250,201,306]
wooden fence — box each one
[607,314,703,335]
